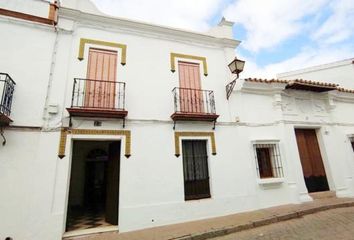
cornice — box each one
[59,7,240,49]
[282,89,329,100]
[329,91,354,103]
[240,81,286,96]
[240,81,354,103]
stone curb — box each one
[171,201,354,240]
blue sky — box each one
[93,0,354,78]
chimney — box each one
[208,17,234,39]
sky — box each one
[92,0,354,78]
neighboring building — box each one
[0,1,354,240]
[278,58,354,89]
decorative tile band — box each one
[174,131,216,157]
[78,38,127,65]
[170,53,208,76]
[58,128,68,159]
[58,128,131,159]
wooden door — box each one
[105,141,120,225]
[85,48,117,109]
[178,61,204,113]
[295,129,329,192]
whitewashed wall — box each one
[0,3,59,239]
[0,0,354,239]
[0,19,56,127]
[229,81,354,200]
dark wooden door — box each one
[105,141,120,225]
[295,129,329,193]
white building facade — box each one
[0,1,354,240]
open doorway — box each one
[295,129,329,193]
[66,140,120,232]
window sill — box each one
[257,178,284,185]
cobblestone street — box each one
[214,206,354,240]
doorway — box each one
[66,140,120,232]
[295,129,329,193]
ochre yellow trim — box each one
[58,128,68,159]
[58,128,131,158]
[170,53,208,76]
[78,38,127,65]
[174,131,216,157]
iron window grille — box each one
[253,142,284,179]
[182,140,211,200]
[0,73,15,117]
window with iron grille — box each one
[253,142,284,179]
[182,140,211,200]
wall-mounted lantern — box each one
[226,57,245,99]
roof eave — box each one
[58,7,241,48]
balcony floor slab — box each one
[171,112,219,122]
[67,108,128,119]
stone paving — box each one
[214,206,354,240]
[65,196,354,240]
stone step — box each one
[309,191,336,199]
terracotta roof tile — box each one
[245,78,338,87]
[337,87,354,93]
[287,79,338,87]
[244,78,354,94]
[244,78,288,84]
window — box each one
[182,140,210,200]
[350,137,354,151]
[253,143,284,179]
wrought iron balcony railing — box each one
[171,87,218,129]
[67,78,127,122]
[172,87,216,115]
[70,78,126,110]
[0,73,16,118]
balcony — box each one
[0,73,15,126]
[171,87,219,128]
[67,78,127,121]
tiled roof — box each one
[244,78,338,87]
[287,79,338,88]
[244,78,354,93]
[244,78,288,84]
[337,88,354,93]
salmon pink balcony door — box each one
[85,48,118,109]
[178,61,204,113]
